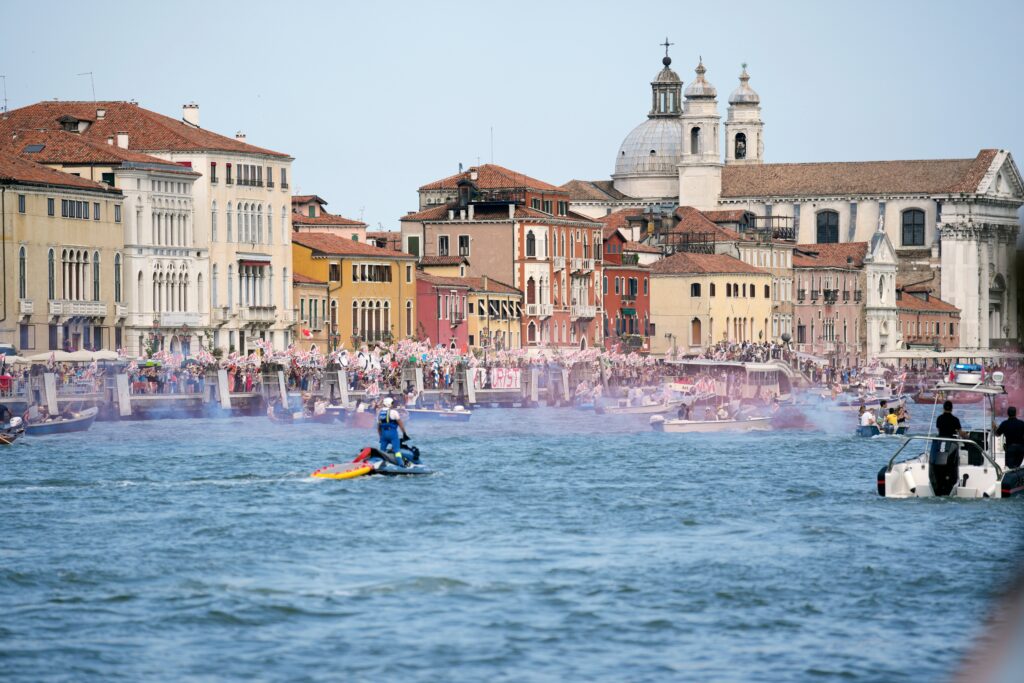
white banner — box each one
[490,367,521,390]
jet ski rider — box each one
[377,397,410,464]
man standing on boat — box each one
[994,407,1024,469]
[377,397,410,464]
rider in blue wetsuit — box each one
[377,397,410,464]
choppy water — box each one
[1,408,1021,682]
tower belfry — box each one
[725,63,764,165]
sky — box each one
[2,0,1023,231]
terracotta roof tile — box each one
[292,210,366,227]
[0,149,122,194]
[419,255,468,266]
[416,273,471,288]
[897,291,960,313]
[650,251,766,275]
[402,202,600,225]
[418,273,521,295]
[721,150,999,198]
[597,208,644,233]
[793,242,867,268]
[701,209,748,223]
[672,206,741,241]
[365,231,402,250]
[419,164,562,192]
[0,101,290,158]
[559,179,632,201]
[292,231,414,259]
[291,195,325,205]
[4,129,199,175]
[623,241,661,254]
[292,273,326,285]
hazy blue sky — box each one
[2,0,1022,229]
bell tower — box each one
[678,59,722,210]
[724,64,764,165]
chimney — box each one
[447,209,455,221]
[483,275,489,292]
[116,131,129,149]
[459,209,467,220]
[508,203,515,220]
[96,108,106,120]
[182,102,199,127]
[469,167,479,181]
[235,131,246,143]
[106,136,114,146]
[467,205,474,220]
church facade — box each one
[564,51,1022,350]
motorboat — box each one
[0,416,24,445]
[311,439,431,479]
[876,375,1024,498]
[267,410,335,424]
[25,407,98,436]
[856,424,908,438]
[913,389,983,405]
[405,406,472,422]
[602,399,683,416]
[649,414,771,433]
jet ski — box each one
[311,437,432,479]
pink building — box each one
[792,242,868,367]
[415,273,469,350]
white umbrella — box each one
[26,351,74,363]
[90,349,120,361]
[65,350,95,362]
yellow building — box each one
[0,151,125,352]
[466,276,523,351]
[291,232,417,350]
[650,251,772,356]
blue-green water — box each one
[1,409,1021,682]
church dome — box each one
[684,60,716,98]
[614,117,685,176]
[653,56,681,83]
[728,65,760,105]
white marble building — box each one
[562,51,1022,349]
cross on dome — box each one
[661,37,674,65]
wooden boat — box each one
[405,407,472,422]
[25,407,98,436]
[649,415,771,433]
[0,430,19,445]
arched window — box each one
[527,321,537,344]
[764,284,770,298]
[281,206,287,243]
[212,264,219,308]
[197,273,204,313]
[901,209,925,246]
[92,252,100,301]
[735,132,747,160]
[136,271,143,313]
[690,127,701,155]
[267,206,273,245]
[690,283,701,297]
[211,201,218,241]
[710,283,716,297]
[18,246,26,299]
[227,265,234,308]
[283,268,289,309]
[226,202,233,242]
[726,283,731,297]
[526,231,536,257]
[816,211,839,244]
[405,300,412,337]
[526,277,536,304]
[114,253,122,302]
[691,318,702,346]
[742,283,747,297]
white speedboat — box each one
[405,406,472,422]
[602,400,682,416]
[877,376,1024,499]
[649,415,772,433]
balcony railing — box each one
[19,299,33,316]
[212,306,232,323]
[571,304,596,319]
[226,177,234,185]
[49,300,108,317]
[281,182,289,189]
[797,289,806,302]
[525,303,553,318]
[267,181,274,188]
[810,290,820,302]
[854,290,863,303]
[160,312,202,327]
[210,176,218,185]
[552,256,566,269]
[823,289,839,304]
[842,290,850,302]
[240,305,277,323]
[571,258,593,272]
[115,304,127,319]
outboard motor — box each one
[929,441,960,496]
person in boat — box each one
[860,407,876,429]
[994,406,1024,469]
[704,406,715,422]
[716,403,730,421]
[59,404,77,421]
[677,402,691,420]
[377,397,410,464]
[0,403,12,425]
[896,404,909,430]
[883,408,898,435]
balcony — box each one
[571,304,596,319]
[212,306,232,323]
[115,304,127,319]
[281,182,289,190]
[210,176,218,185]
[18,299,33,316]
[267,181,274,189]
[552,256,566,270]
[226,177,234,185]
[571,258,593,272]
[160,312,202,327]
[797,289,806,302]
[842,290,850,302]
[809,290,820,302]
[240,305,277,323]
[525,303,553,318]
[854,290,863,303]
[49,300,108,318]
[823,289,839,304]
[449,314,465,327]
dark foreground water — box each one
[1,408,1021,682]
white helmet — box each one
[382,397,394,407]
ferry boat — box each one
[876,374,1024,498]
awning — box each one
[238,259,270,267]
[620,307,637,316]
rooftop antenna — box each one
[358,206,365,221]
[490,125,494,163]
[0,75,7,114]
[76,71,95,101]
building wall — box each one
[897,302,960,350]
[792,268,865,366]
[650,270,772,356]
[602,265,651,352]
[467,291,522,350]
[1,184,124,352]
[415,280,468,349]
[400,219,515,283]
[293,283,330,351]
